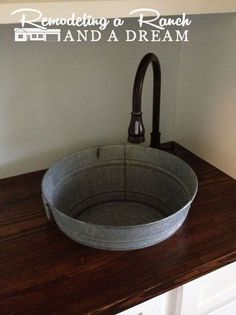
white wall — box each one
[0,20,180,178]
[175,13,236,179]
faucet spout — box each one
[128,53,161,149]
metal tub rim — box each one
[42,144,198,229]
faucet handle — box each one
[128,112,145,144]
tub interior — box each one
[43,146,195,226]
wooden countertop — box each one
[0,143,236,315]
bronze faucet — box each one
[128,53,165,149]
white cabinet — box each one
[117,289,179,315]
[179,262,236,315]
[118,262,236,315]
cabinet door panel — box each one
[117,289,178,315]
[180,262,236,315]
[209,299,236,315]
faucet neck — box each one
[128,53,161,149]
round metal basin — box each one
[42,145,198,250]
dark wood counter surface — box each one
[0,143,236,315]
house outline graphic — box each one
[14,28,61,42]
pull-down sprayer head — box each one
[127,112,145,144]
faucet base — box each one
[150,131,161,149]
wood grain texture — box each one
[0,143,236,315]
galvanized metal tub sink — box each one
[42,145,198,250]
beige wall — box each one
[175,13,236,179]
[1,14,235,180]
[0,20,179,178]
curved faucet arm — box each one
[128,53,161,148]
[132,53,161,117]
